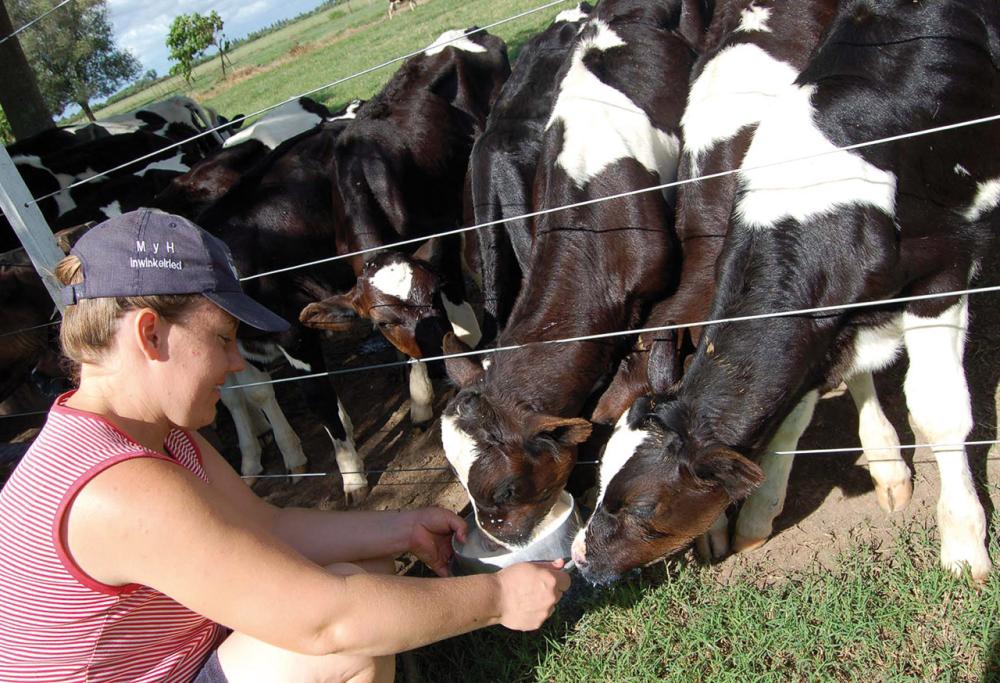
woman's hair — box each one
[55,254,200,366]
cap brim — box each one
[204,291,291,333]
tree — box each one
[9,0,140,121]
[0,0,53,139]
[167,11,230,85]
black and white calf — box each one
[441,0,702,548]
[468,3,592,341]
[299,28,509,424]
[573,0,1000,585]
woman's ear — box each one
[133,308,164,361]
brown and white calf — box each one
[299,28,510,424]
[573,0,1000,584]
[441,0,703,549]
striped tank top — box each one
[0,392,224,682]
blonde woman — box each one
[0,209,569,683]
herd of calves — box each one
[4,0,1000,585]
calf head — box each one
[572,394,764,585]
[299,242,450,359]
[441,335,592,547]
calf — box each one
[192,119,370,503]
[573,0,1000,584]
[589,0,911,561]
[388,0,416,19]
[440,0,701,548]
[299,28,509,423]
[4,131,199,251]
[468,3,592,342]
[102,95,234,154]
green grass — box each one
[407,515,1000,682]
[89,0,573,125]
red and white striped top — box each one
[0,392,224,682]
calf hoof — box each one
[731,533,769,554]
[410,404,434,426]
[288,464,308,485]
[875,478,913,513]
[344,484,368,507]
[694,528,730,562]
[941,543,992,584]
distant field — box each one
[92,0,572,125]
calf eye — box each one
[629,502,657,519]
[493,482,517,505]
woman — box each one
[0,208,570,682]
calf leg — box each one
[409,360,434,426]
[903,300,990,581]
[846,372,912,513]
[325,398,368,506]
[238,363,308,479]
[733,391,818,552]
[694,512,730,562]
[220,373,263,483]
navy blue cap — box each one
[62,208,290,333]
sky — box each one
[108,0,329,77]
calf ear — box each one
[443,332,484,387]
[413,237,444,268]
[299,291,361,330]
[529,415,593,447]
[693,448,764,501]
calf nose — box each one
[570,530,587,567]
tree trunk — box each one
[77,100,95,122]
[0,0,54,139]
[218,49,226,77]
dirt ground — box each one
[2,268,999,584]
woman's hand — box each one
[405,507,467,577]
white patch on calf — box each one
[278,345,312,372]
[135,154,190,177]
[13,155,77,216]
[954,164,971,177]
[441,293,482,348]
[424,29,487,56]
[847,315,904,376]
[441,414,480,490]
[964,177,1000,222]
[100,200,122,218]
[222,100,322,149]
[546,20,680,190]
[736,4,772,33]
[330,100,362,121]
[594,411,649,510]
[681,44,799,176]
[554,5,588,23]
[370,261,414,300]
[736,85,897,229]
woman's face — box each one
[153,298,244,430]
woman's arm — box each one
[193,432,463,571]
[65,455,569,657]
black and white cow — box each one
[298,28,510,424]
[573,0,1000,585]
[440,0,703,549]
[468,3,592,343]
[101,95,236,155]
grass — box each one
[88,0,573,125]
[406,514,1000,682]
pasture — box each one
[9,0,1000,680]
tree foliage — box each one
[8,0,140,121]
[167,11,230,85]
